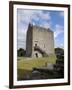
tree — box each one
[17,48,26,57]
[54,48,64,78]
[55,48,64,58]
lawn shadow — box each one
[17,69,32,80]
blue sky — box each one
[17,9,64,50]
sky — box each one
[17,9,64,50]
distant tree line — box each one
[17,47,64,57]
[55,47,64,59]
[54,47,64,78]
[17,48,26,57]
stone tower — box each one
[26,23,54,57]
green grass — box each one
[17,54,56,80]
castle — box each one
[26,23,54,57]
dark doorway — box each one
[35,44,37,47]
[20,53,23,56]
[35,53,38,58]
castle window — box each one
[35,53,38,58]
[35,44,37,47]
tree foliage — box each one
[17,48,26,57]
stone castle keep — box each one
[26,23,54,57]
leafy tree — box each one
[17,48,26,57]
[55,48,64,58]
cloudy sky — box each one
[17,9,64,50]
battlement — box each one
[28,23,53,33]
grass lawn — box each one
[17,54,56,80]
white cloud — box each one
[39,21,51,28]
[17,9,51,49]
[60,43,64,48]
[54,38,64,48]
[17,28,27,49]
[40,12,50,20]
[17,9,33,23]
[17,9,51,27]
[54,24,64,38]
[33,11,51,20]
[59,12,64,17]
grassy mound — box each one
[17,54,56,80]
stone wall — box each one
[26,24,54,57]
[32,26,54,57]
[26,24,33,57]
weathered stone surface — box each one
[26,23,55,57]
